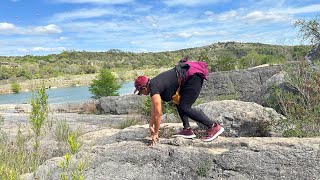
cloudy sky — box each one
[0,0,319,56]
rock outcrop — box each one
[22,123,320,180]
[201,64,282,104]
[195,100,285,137]
[97,94,143,114]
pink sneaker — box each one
[201,123,224,142]
[172,128,196,139]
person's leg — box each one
[176,75,214,128]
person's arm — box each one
[150,94,162,146]
[149,104,155,133]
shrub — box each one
[267,61,320,137]
[29,83,48,171]
[89,68,121,99]
[67,132,82,154]
[11,82,21,93]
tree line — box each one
[0,42,310,81]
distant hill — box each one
[0,42,311,81]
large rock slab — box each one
[22,124,320,180]
[195,100,285,137]
[97,94,143,115]
[200,65,282,104]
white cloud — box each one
[285,4,320,14]
[145,16,159,27]
[29,24,62,34]
[243,11,291,23]
[0,23,62,35]
[50,8,120,22]
[163,30,227,39]
[205,10,238,21]
[0,22,16,31]
[31,47,66,52]
[55,0,133,4]
[163,0,224,6]
[58,37,68,40]
[17,48,28,53]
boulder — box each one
[194,100,285,137]
[97,94,143,115]
[200,64,282,104]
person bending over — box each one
[134,58,224,146]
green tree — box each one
[89,69,120,99]
[294,17,320,44]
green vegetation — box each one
[11,82,21,93]
[89,68,121,99]
[294,16,320,45]
[29,83,49,171]
[117,117,144,129]
[141,96,178,120]
[54,119,71,142]
[59,153,85,180]
[0,84,86,179]
[267,61,320,137]
[195,161,212,177]
[0,42,311,86]
[266,17,320,137]
[0,85,50,179]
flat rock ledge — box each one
[22,124,320,180]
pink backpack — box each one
[175,57,209,81]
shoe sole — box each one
[172,134,196,139]
[201,127,225,142]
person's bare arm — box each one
[149,104,155,133]
[150,94,162,146]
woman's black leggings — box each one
[176,74,214,129]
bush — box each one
[89,69,121,99]
[267,61,320,137]
[11,82,21,93]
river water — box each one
[0,81,135,104]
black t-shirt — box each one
[150,68,179,102]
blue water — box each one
[0,81,135,104]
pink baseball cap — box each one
[134,76,149,94]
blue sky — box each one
[0,0,319,56]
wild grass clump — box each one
[118,117,145,129]
[54,119,71,142]
[0,125,33,180]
